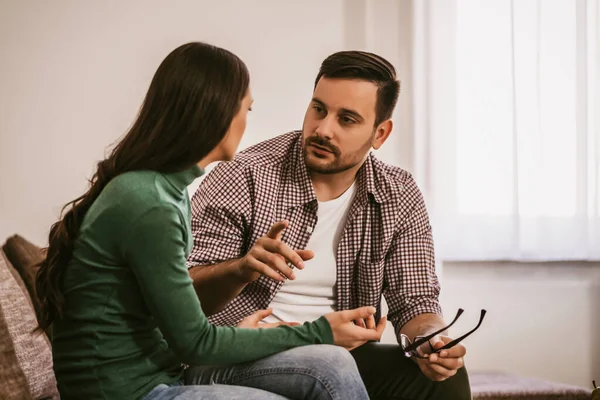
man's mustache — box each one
[305,137,340,156]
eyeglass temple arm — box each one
[437,309,487,351]
[403,308,464,353]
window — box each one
[426,0,599,261]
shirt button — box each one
[306,226,313,234]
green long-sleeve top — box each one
[51,165,334,400]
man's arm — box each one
[382,174,466,381]
[190,217,311,316]
[382,174,443,342]
[189,259,247,316]
[187,161,255,316]
[189,162,312,316]
[399,312,447,342]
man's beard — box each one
[302,134,372,175]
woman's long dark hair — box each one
[35,42,249,330]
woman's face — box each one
[221,89,253,161]
[199,88,253,168]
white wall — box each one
[0,0,414,245]
[379,261,600,388]
[440,262,600,388]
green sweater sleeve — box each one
[122,205,334,366]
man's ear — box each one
[372,119,393,150]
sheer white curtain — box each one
[414,0,600,261]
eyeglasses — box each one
[399,309,486,359]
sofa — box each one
[0,235,57,399]
[0,234,593,400]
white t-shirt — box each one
[263,182,357,324]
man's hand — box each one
[236,220,314,283]
[415,335,466,381]
[236,308,301,329]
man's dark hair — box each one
[315,51,400,126]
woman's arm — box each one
[122,205,333,366]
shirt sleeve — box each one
[122,205,333,366]
[382,175,443,342]
[187,161,251,268]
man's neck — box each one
[310,164,362,202]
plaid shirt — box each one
[189,131,442,340]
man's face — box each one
[301,77,379,175]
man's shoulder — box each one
[233,131,300,167]
[211,131,299,179]
[200,131,299,193]
[370,156,417,194]
[372,157,411,182]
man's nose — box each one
[315,115,335,140]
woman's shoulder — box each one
[99,170,173,218]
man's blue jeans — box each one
[143,345,369,400]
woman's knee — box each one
[293,345,356,371]
[316,345,356,369]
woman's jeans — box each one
[143,345,369,400]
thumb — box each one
[362,316,387,341]
[341,306,376,322]
[429,335,444,349]
[295,249,314,261]
[376,316,387,335]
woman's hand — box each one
[236,308,301,329]
[324,307,387,351]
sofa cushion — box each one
[0,294,32,400]
[471,371,592,400]
[2,235,46,312]
[0,249,58,399]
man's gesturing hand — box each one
[236,220,313,283]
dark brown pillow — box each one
[2,235,46,313]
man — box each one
[188,51,471,399]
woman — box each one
[35,42,385,400]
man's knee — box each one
[430,366,471,400]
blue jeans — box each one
[143,345,369,400]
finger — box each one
[426,362,457,379]
[294,249,314,264]
[259,321,301,328]
[340,306,376,322]
[255,248,296,279]
[354,319,366,328]
[416,359,446,382]
[348,322,384,341]
[439,343,467,358]
[424,368,448,382]
[237,309,273,328]
[429,354,464,370]
[262,239,305,270]
[245,256,285,281]
[266,220,289,240]
[365,314,376,330]
[259,322,285,329]
[248,308,273,322]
